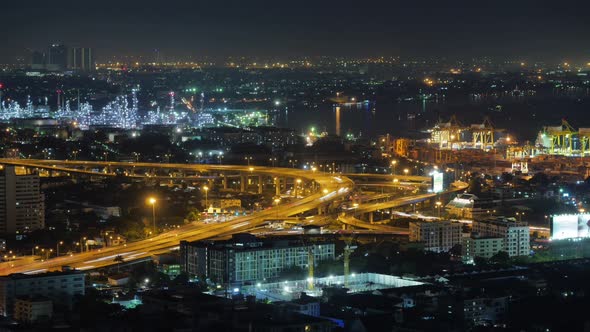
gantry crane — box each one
[471,116,497,151]
[431,115,465,150]
[543,119,577,155]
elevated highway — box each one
[353,182,469,214]
[0,159,354,275]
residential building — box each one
[409,221,462,252]
[462,235,505,263]
[180,233,335,285]
[13,296,53,323]
[0,270,84,316]
[0,166,45,233]
[472,217,530,257]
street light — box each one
[203,186,209,210]
[391,160,397,175]
[403,168,409,176]
[57,241,63,257]
[245,156,253,166]
[295,178,302,197]
[435,201,442,218]
[148,197,157,235]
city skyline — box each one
[3,0,590,63]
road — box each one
[352,182,469,214]
[0,160,355,275]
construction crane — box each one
[343,236,357,288]
[307,246,315,291]
[299,235,317,291]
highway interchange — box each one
[0,159,459,275]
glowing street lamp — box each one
[403,168,409,176]
[435,201,442,218]
[391,160,397,175]
[295,178,302,197]
[203,186,209,210]
[148,197,157,234]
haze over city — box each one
[3,0,590,62]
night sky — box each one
[3,0,589,62]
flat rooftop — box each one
[234,273,425,302]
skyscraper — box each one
[30,51,46,70]
[0,166,44,233]
[69,47,94,71]
[47,44,68,71]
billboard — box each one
[551,214,590,240]
[431,171,444,193]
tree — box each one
[490,251,510,265]
[467,176,482,196]
[114,255,124,272]
[530,172,550,187]
[185,209,202,222]
[449,244,462,257]
[500,172,514,184]
[473,256,489,267]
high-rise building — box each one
[69,47,94,71]
[0,270,84,317]
[0,166,45,233]
[409,220,462,252]
[471,217,530,257]
[30,51,46,70]
[180,234,335,286]
[47,44,68,71]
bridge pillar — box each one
[222,174,228,190]
[240,173,247,192]
[274,177,280,196]
[281,177,286,194]
[369,212,374,224]
[317,205,324,215]
[258,175,263,194]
